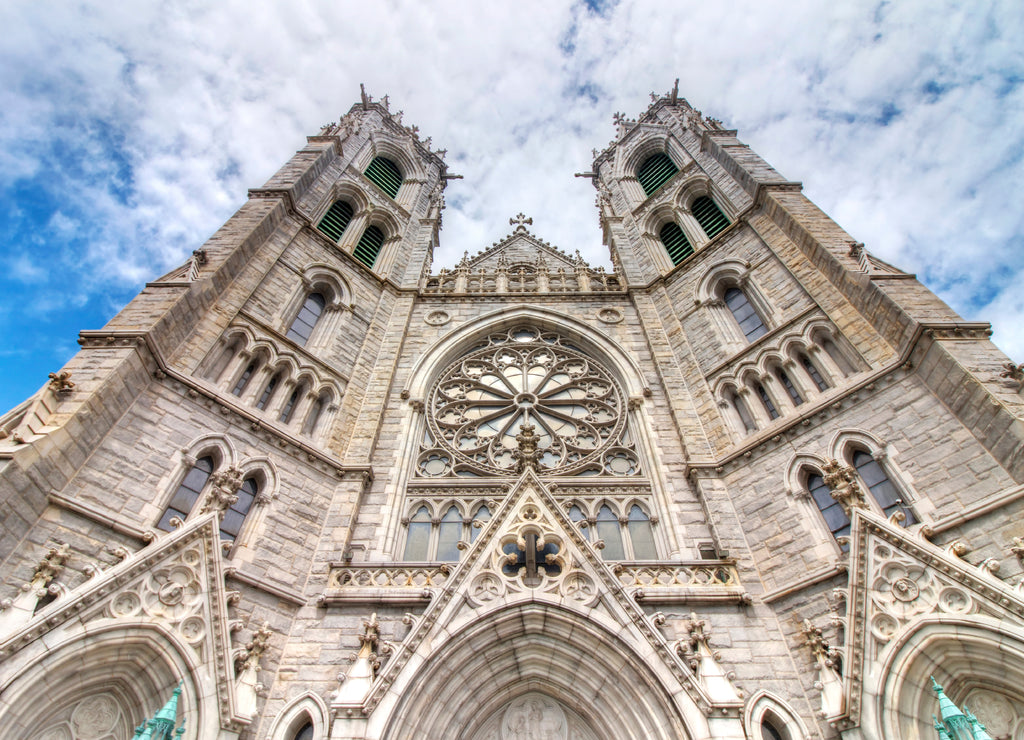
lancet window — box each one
[567,500,658,560]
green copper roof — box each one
[132,684,186,740]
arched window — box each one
[799,353,829,391]
[221,476,258,542]
[255,373,282,411]
[353,225,385,268]
[302,394,327,436]
[232,360,259,396]
[403,506,431,561]
[659,222,694,265]
[293,722,315,740]
[364,157,402,198]
[724,287,768,342]
[691,196,730,239]
[852,450,916,524]
[729,390,757,433]
[286,293,326,346]
[822,338,855,376]
[626,505,657,560]
[279,384,304,424]
[761,719,785,740]
[157,456,214,531]
[807,470,851,550]
[755,382,779,420]
[595,505,625,560]
[569,505,589,539]
[436,506,463,561]
[317,200,354,242]
[637,153,678,196]
[775,368,804,406]
[470,505,491,542]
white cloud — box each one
[0,0,1021,368]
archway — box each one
[381,602,701,740]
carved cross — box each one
[509,213,533,230]
[612,111,627,126]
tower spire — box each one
[131,684,186,740]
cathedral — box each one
[1,85,1023,740]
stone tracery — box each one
[420,326,637,477]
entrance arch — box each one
[381,602,702,740]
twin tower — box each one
[1,87,1023,740]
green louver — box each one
[364,157,402,198]
[317,200,354,242]
[637,153,678,196]
[692,196,730,238]
[354,225,385,267]
[659,222,694,265]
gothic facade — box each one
[1,87,1023,740]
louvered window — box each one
[317,200,353,242]
[354,225,385,267]
[659,222,694,265]
[637,153,678,196]
[364,156,402,198]
[692,196,730,238]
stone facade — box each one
[2,88,1023,740]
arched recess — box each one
[378,602,704,740]
[405,305,648,401]
[872,616,1024,740]
[269,692,330,740]
[744,690,809,740]
[0,622,209,740]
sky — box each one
[1,0,1022,414]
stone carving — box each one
[327,564,450,590]
[999,361,1024,385]
[502,694,566,740]
[109,547,206,649]
[0,543,70,634]
[421,326,632,477]
[71,693,120,738]
[802,619,844,718]
[823,459,868,514]
[201,466,244,514]
[509,213,533,231]
[235,621,272,718]
[613,562,738,588]
[673,612,742,705]
[1011,536,1024,564]
[867,541,978,647]
[48,370,76,395]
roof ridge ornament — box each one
[509,213,533,233]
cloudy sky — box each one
[1,0,1022,413]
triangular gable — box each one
[465,229,583,273]
[836,508,1024,729]
[0,513,246,731]
[350,469,727,717]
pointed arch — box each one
[268,692,330,740]
[745,690,809,740]
[379,602,705,740]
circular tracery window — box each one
[425,326,628,476]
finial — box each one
[509,213,533,231]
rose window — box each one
[421,326,635,476]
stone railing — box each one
[422,266,624,295]
[613,562,748,604]
[321,564,451,604]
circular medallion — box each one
[891,576,920,602]
[596,307,623,324]
[425,310,451,326]
[426,326,625,476]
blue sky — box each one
[1,0,1022,413]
